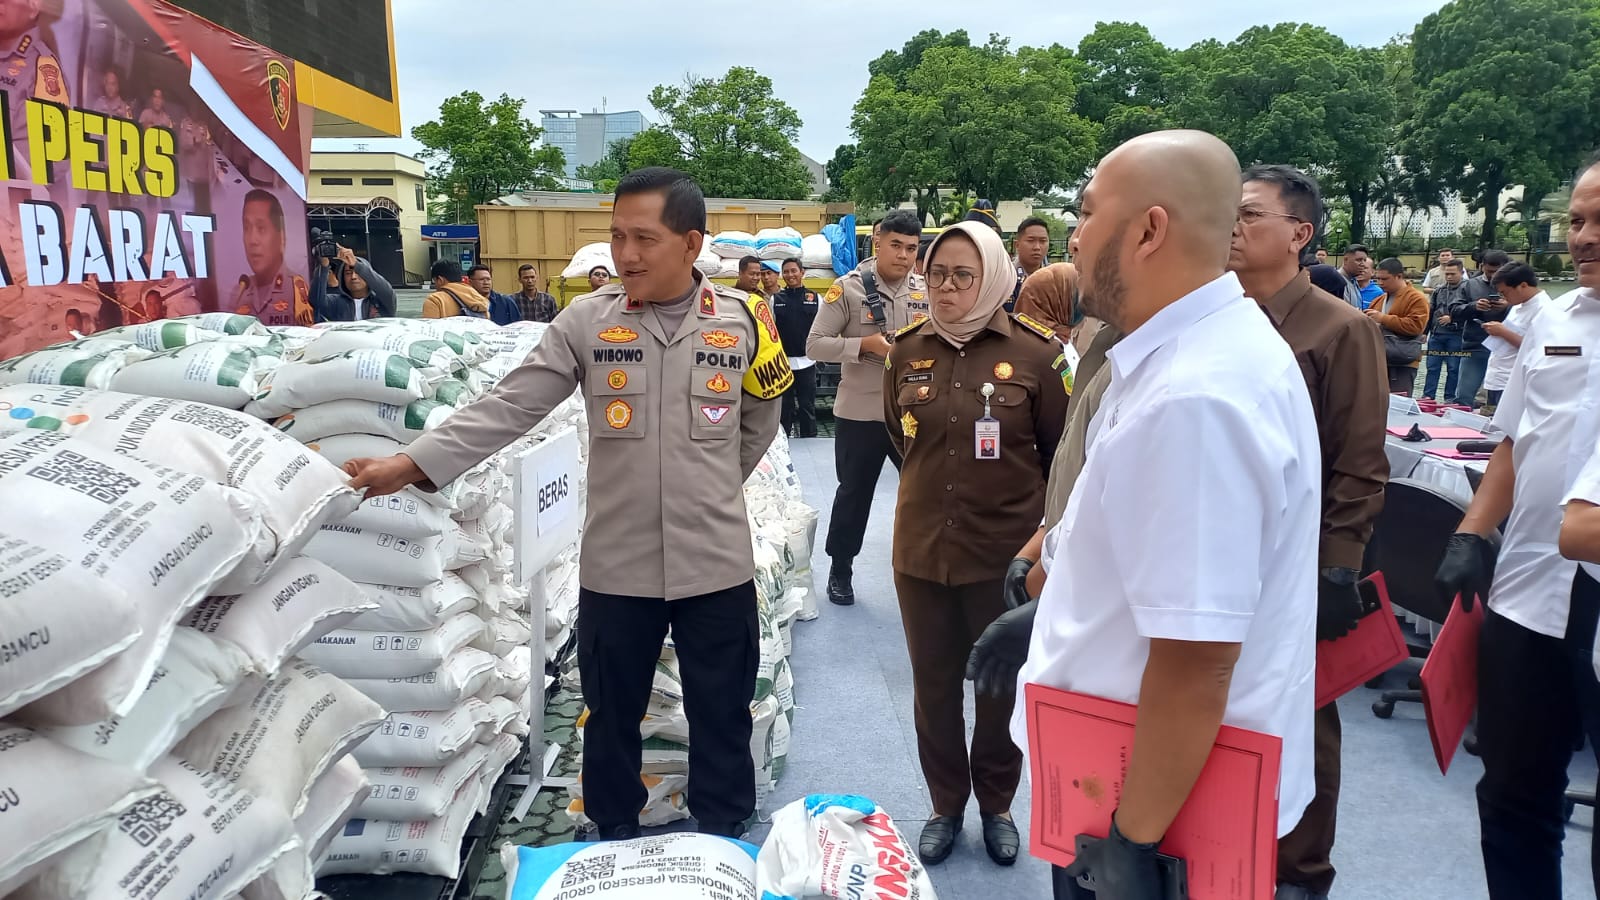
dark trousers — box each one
[1423,331,1463,400]
[1487,389,1504,407]
[576,582,759,830]
[825,416,902,561]
[1276,702,1342,893]
[1387,365,1417,396]
[1477,569,1600,899]
[1454,349,1491,408]
[781,366,818,438]
[894,572,1022,817]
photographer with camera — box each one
[306,229,396,322]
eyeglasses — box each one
[926,268,977,290]
[1237,207,1307,226]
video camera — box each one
[309,227,338,262]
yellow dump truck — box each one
[477,192,842,306]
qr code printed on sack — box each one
[118,792,187,847]
[171,403,246,438]
[561,853,616,887]
[26,449,140,503]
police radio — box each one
[860,262,892,343]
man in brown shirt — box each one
[1231,164,1390,900]
[1371,257,1432,396]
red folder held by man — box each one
[1314,574,1411,709]
[1025,685,1281,900]
[1420,598,1486,774]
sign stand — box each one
[505,427,583,820]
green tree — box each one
[412,91,565,221]
[821,144,860,202]
[1075,22,1177,155]
[846,34,1098,218]
[1172,24,1398,244]
[1404,0,1600,247]
[645,67,813,199]
[625,128,689,172]
[574,136,635,193]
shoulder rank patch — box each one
[700,289,717,317]
[1014,312,1056,340]
[896,319,927,339]
[824,284,843,304]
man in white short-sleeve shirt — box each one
[1435,155,1600,900]
[1008,131,1323,900]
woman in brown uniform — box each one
[883,221,1071,867]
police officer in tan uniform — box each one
[235,189,312,326]
[0,0,69,179]
[347,168,790,842]
[806,209,929,605]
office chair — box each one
[1364,479,1501,719]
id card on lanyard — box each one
[977,383,1001,460]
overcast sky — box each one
[316,0,1449,165]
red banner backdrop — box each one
[0,0,313,358]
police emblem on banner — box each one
[266,60,292,130]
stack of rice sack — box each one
[0,383,384,900]
[247,318,581,880]
[699,228,838,279]
[564,434,808,831]
[0,314,285,409]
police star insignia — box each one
[900,411,918,439]
[994,362,1014,380]
[607,370,628,390]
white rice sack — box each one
[89,320,210,350]
[755,226,803,260]
[273,398,454,444]
[344,647,498,713]
[433,377,478,409]
[174,660,387,818]
[343,490,456,538]
[303,522,457,588]
[299,612,486,680]
[566,773,689,829]
[716,257,742,278]
[0,386,361,588]
[0,533,139,719]
[347,574,480,632]
[694,246,724,277]
[246,350,445,419]
[489,611,534,657]
[18,756,299,900]
[304,432,407,466]
[41,629,255,771]
[353,318,492,364]
[492,647,534,703]
[299,330,468,378]
[356,742,489,821]
[181,557,377,674]
[295,756,368,862]
[801,233,833,269]
[305,434,490,515]
[0,726,159,891]
[561,242,615,280]
[315,797,478,879]
[0,344,149,389]
[477,731,523,795]
[0,431,258,725]
[483,694,526,738]
[502,834,759,900]
[171,312,269,337]
[109,342,275,409]
[352,699,493,768]
[804,267,836,280]
[756,795,937,900]
[710,230,758,259]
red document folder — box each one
[1420,598,1485,775]
[1314,574,1411,709]
[1025,684,1282,900]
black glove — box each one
[967,601,1037,699]
[1063,814,1163,900]
[1003,557,1035,610]
[1435,532,1496,613]
[1316,567,1364,642]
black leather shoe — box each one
[597,823,640,841]
[828,562,855,606]
[697,820,747,839]
[919,815,962,865]
[981,814,1019,866]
